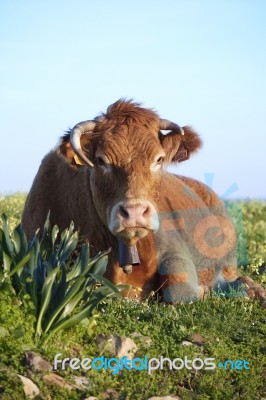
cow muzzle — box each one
[108,200,159,245]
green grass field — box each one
[0,194,265,400]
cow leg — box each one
[229,276,266,306]
[158,256,199,302]
[212,272,266,307]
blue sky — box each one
[1,0,266,198]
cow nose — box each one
[118,203,150,226]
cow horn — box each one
[159,119,184,135]
[70,120,96,167]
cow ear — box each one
[160,126,202,164]
[59,134,88,167]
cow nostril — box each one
[119,205,130,219]
[118,203,151,222]
[143,206,150,217]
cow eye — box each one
[96,156,112,170]
[156,156,164,164]
[96,157,106,166]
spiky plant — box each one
[0,214,127,343]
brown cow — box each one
[22,99,265,303]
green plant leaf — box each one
[11,324,25,338]
[9,252,31,278]
[89,273,121,294]
[2,251,12,274]
[0,326,9,337]
[1,214,15,258]
[28,236,40,277]
[43,274,87,333]
[13,228,21,255]
[51,225,59,250]
[67,248,109,281]
[80,244,91,273]
[66,257,82,281]
[47,294,104,337]
[59,233,78,264]
[90,255,108,276]
[36,265,60,336]
[59,287,87,320]
[15,225,28,259]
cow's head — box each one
[60,100,202,246]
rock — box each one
[83,397,98,400]
[180,339,202,348]
[25,351,53,372]
[71,375,90,389]
[101,388,119,398]
[17,375,40,399]
[42,372,75,390]
[180,340,193,347]
[147,396,181,400]
[189,333,207,346]
[96,334,138,359]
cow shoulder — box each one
[158,172,222,210]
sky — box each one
[1,0,266,199]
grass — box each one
[0,194,265,399]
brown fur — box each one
[22,99,265,304]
